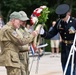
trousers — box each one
[19,52,29,75]
[6,66,21,75]
[62,64,76,75]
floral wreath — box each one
[30,6,50,54]
[30,5,50,27]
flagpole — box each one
[35,51,40,73]
[29,45,36,75]
[29,55,35,75]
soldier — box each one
[18,11,30,75]
[0,11,38,75]
[39,4,76,75]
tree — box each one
[0,0,48,23]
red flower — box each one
[30,17,34,25]
[30,15,38,26]
[30,5,49,26]
[32,8,42,17]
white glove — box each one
[39,27,44,35]
[35,24,44,35]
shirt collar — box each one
[6,22,16,30]
[66,16,70,23]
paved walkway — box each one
[29,53,63,75]
[0,53,63,75]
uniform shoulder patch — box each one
[12,31,18,37]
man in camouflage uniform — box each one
[18,11,30,75]
[0,11,38,75]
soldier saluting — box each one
[39,4,76,75]
[0,11,38,75]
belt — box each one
[62,40,73,44]
[19,50,28,52]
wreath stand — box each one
[29,25,45,74]
[29,36,41,74]
[63,33,76,75]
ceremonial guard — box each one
[39,4,76,75]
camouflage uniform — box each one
[18,27,30,75]
[18,11,31,75]
[0,22,34,75]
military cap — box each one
[19,11,29,21]
[10,11,27,21]
[55,4,69,15]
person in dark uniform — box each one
[39,4,76,75]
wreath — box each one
[30,5,50,54]
[30,5,50,27]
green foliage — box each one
[49,8,55,14]
[0,0,76,26]
[45,39,50,52]
[38,7,50,24]
[0,0,76,52]
[0,0,49,22]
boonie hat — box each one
[10,11,27,21]
[19,11,29,21]
[55,4,69,15]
